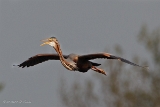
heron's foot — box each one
[91,66,107,76]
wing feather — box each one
[17,54,68,68]
[79,53,146,68]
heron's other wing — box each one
[17,54,68,68]
[79,53,146,68]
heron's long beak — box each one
[40,38,50,46]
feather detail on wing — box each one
[79,53,147,68]
[16,54,67,68]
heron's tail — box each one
[90,62,101,66]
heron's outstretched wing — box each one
[79,53,146,68]
[16,54,68,68]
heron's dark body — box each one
[66,53,101,72]
[77,61,101,73]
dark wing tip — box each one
[13,64,23,68]
[13,63,29,68]
[118,57,149,69]
[13,64,19,67]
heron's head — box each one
[40,37,58,49]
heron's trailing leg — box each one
[91,66,106,75]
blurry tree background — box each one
[0,83,5,93]
[58,25,160,107]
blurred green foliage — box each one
[59,25,160,107]
[0,83,5,92]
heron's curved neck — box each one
[54,42,75,71]
[54,43,64,60]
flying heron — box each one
[16,37,147,75]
